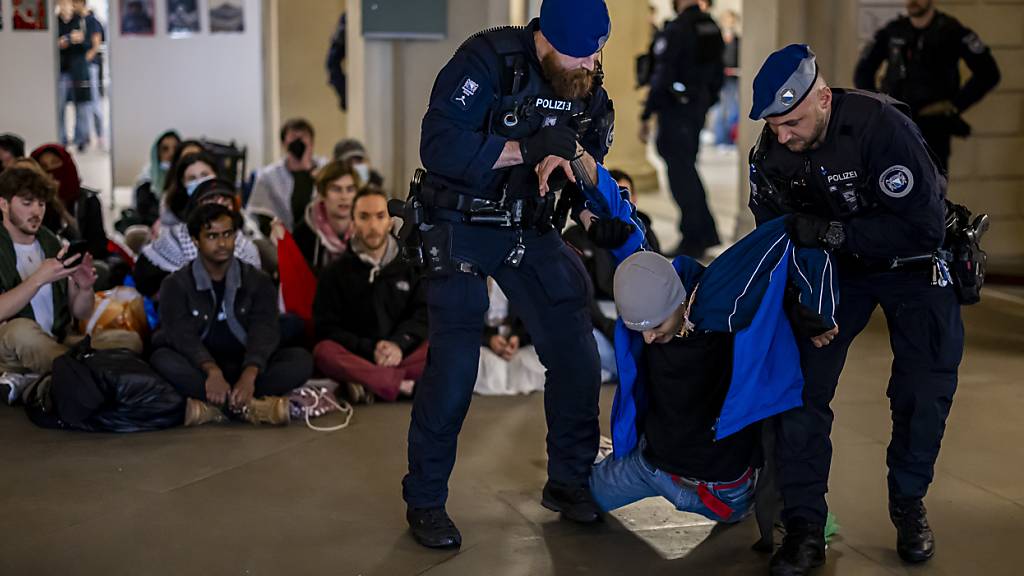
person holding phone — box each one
[0,165,98,403]
[247,118,327,234]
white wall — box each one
[108,0,264,186]
[0,0,59,151]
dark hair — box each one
[0,134,26,159]
[166,151,220,221]
[162,139,205,194]
[351,185,388,215]
[315,159,360,196]
[279,118,315,143]
[608,168,634,190]
[187,202,241,239]
[0,166,58,203]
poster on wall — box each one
[13,0,48,31]
[168,0,200,36]
[210,0,244,33]
[120,0,155,36]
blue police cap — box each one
[749,44,818,120]
[539,0,611,58]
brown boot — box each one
[184,398,227,427]
[242,396,290,426]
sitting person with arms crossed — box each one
[150,203,312,425]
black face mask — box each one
[287,139,307,160]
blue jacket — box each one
[577,167,839,459]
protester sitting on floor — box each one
[159,150,218,231]
[150,203,312,426]
[473,279,545,396]
[290,159,360,274]
[0,134,26,170]
[0,166,139,404]
[332,138,384,188]
[249,118,326,233]
[30,144,109,261]
[313,186,427,404]
[135,178,260,299]
[133,130,181,226]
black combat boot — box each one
[541,480,602,523]
[890,498,934,563]
[769,517,826,576]
[407,507,462,549]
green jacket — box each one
[0,226,71,340]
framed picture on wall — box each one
[120,0,155,36]
[210,0,244,33]
[13,0,48,31]
[168,0,200,36]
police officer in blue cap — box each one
[747,44,964,574]
[402,0,624,549]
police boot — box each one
[541,480,602,523]
[889,498,934,563]
[407,507,461,549]
[769,517,826,576]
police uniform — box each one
[749,45,964,572]
[642,3,724,257]
[854,10,1000,170]
[402,2,615,544]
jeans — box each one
[593,327,617,382]
[590,438,755,523]
[712,77,739,146]
[58,73,90,148]
[88,63,104,141]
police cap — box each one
[539,0,611,58]
[749,44,818,120]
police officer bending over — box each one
[402,0,623,549]
[748,45,964,575]
[854,0,1000,171]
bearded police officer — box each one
[854,0,1000,171]
[402,0,623,549]
[748,45,964,575]
[639,0,724,258]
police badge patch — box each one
[879,165,914,198]
[451,76,480,110]
[780,88,796,107]
[963,32,987,55]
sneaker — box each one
[184,398,227,426]
[241,396,290,425]
[0,372,39,405]
[343,382,374,405]
[890,499,934,563]
[541,480,601,523]
[407,507,461,549]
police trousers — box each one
[776,269,963,524]
[402,221,602,509]
[655,106,720,255]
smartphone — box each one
[61,240,90,268]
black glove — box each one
[785,214,845,250]
[587,217,635,249]
[520,125,577,165]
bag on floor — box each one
[82,286,150,341]
[28,340,185,432]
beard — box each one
[785,111,829,152]
[541,53,595,100]
[906,0,932,17]
[9,210,41,236]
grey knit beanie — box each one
[613,251,687,331]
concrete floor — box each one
[1,288,1022,575]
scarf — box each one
[141,222,261,272]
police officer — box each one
[748,45,964,575]
[639,0,724,259]
[402,0,622,550]
[854,0,1000,171]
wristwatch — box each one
[822,221,846,251]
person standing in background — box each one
[76,0,106,151]
[56,0,93,152]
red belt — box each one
[670,467,755,521]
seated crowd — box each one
[0,118,652,427]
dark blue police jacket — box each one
[577,166,839,459]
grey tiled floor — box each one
[1,288,1022,575]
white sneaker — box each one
[1,372,40,405]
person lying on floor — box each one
[150,203,312,426]
[564,164,838,523]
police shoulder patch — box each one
[653,37,668,56]
[450,75,481,110]
[963,32,987,55]
[878,165,914,198]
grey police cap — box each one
[749,44,819,120]
[613,251,688,332]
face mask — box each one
[287,139,307,160]
[159,161,171,171]
[185,175,214,197]
[353,163,371,184]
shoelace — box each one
[291,386,354,432]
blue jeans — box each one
[590,439,755,523]
[88,63,104,139]
[593,327,617,382]
[59,73,90,147]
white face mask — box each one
[159,161,171,171]
[186,175,215,197]
[352,163,371,184]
